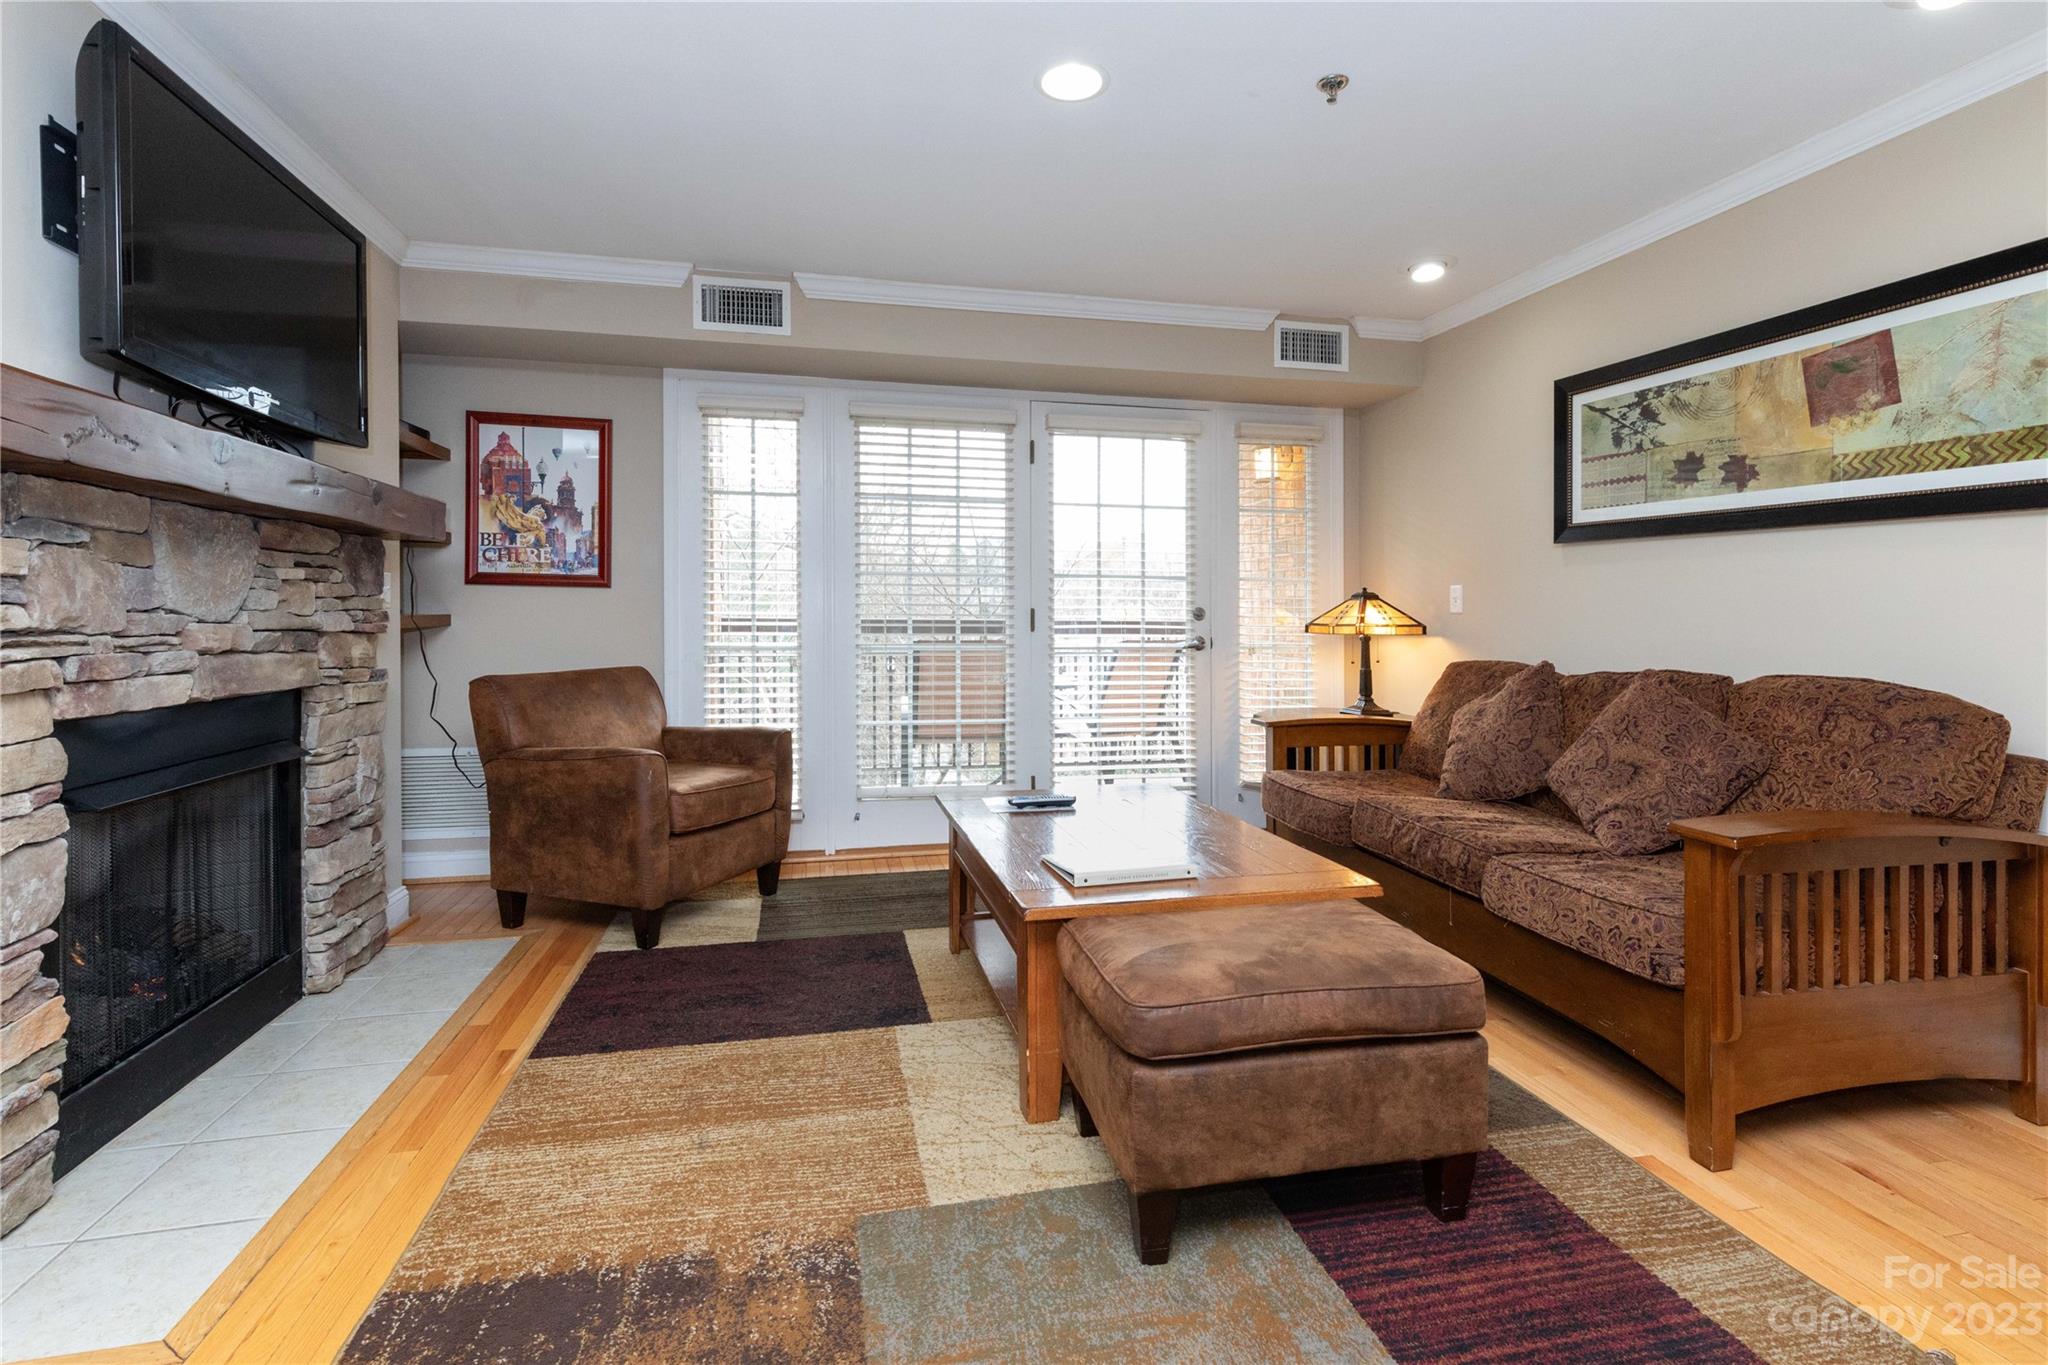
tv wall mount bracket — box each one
[42,117,79,254]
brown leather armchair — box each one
[469,666,792,949]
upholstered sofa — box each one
[1262,663,2048,1169]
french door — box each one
[668,375,1341,853]
[1032,404,1212,800]
[839,398,1031,848]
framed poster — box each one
[465,411,611,587]
[1554,239,2048,543]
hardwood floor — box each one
[38,850,2045,1364]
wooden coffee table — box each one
[935,787,1380,1122]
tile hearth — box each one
[0,937,515,1363]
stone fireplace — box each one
[0,470,395,1232]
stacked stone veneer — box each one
[0,471,394,1233]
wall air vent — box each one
[1274,321,1349,371]
[693,276,792,334]
[400,747,491,837]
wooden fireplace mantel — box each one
[0,365,448,543]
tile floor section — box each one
[0,937,517,1363]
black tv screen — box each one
[77,20,367,447]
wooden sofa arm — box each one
[1675,808,2048,1166]
[1676,811,2048,1026]
[1671,809,2048,852]
[483,745,669,907]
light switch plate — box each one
[1449,584,1465,614]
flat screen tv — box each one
[76,20,368,447]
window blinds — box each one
[1236,439,1317,782]
[1044,411,1204,438]
[700,405,803,809]
[852,416,1015,796]
[1236,420,1325,446]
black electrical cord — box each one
[111,372,310,456]
[403,545,483,789]
[196,402,309,458]
[113,377,463,785]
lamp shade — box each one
[1306,588,1426,637]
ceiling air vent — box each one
[693,277,792,334]
[1274,321,1349,371]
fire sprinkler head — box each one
[1317,74,1349,105]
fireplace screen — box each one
[59,766,294,1089]
[50,689,302,1170]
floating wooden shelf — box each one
[399,427,451,462]
[401,614,451,632]
[1,366,448,543]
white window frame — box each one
[841,399,1030,847]
[666,382,827,830]
[665,371,1342,851]
[849,409,1019,803]
[1230,420,1337,792]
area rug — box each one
[339,872,1936,1364]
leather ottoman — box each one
[1057,901,1489,1264]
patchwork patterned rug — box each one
[341,872,1935,1363]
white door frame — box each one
[1029,399,1216,804]
[664,369,1344,852]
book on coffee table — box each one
[1040,847,1198,888]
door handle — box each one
[1172,635,1208,652]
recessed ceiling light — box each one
[1408,260,1448,284]
[1916,0,1965,9]
[1040,62,1104,102]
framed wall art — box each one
[465,411,611,587]
[1554,239,2047,543]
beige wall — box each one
[395,358,666,747]
[1355,78,2048,758]
[399,270,1419,409]
[2,1,116,392]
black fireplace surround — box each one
[49,691,303,1173]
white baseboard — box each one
[385,885,411,931]
[403,845,491,880]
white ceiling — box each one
[148,1,2046,325]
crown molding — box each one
[1416,33,2048,340]
[1349,317,1427,343]
[403,242,694,287]
[794,273,1279,331]
[94,2,410,262]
